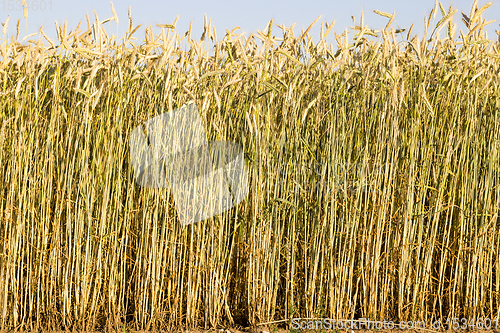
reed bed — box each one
[1,1,500,331]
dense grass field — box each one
[1,1,500,331]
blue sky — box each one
[1,0,499,48]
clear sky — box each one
[1,0,499,48]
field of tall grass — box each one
[1,0,500,331]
